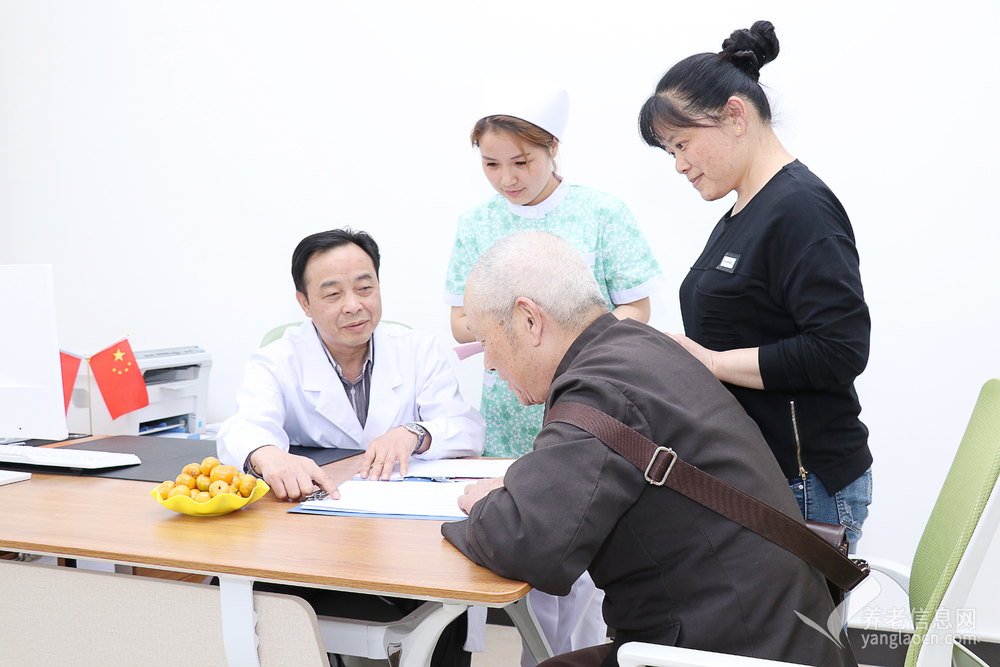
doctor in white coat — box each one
[217,228,485,501]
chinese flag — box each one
[89,338,148,419]
[59,351,83,413]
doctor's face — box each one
[296,243,382,360]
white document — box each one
[359,457,516,482]
[0,470,31,486]
[301,479,469,519]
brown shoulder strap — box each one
[545,401,868,592]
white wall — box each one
[2,0,998,638]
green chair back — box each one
[260,322,302,347]
[905,379,1000,666]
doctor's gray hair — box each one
[467,231,606,332]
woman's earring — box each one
[736,126,743,135]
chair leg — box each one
[504,595,554,666]
[319,600,466,667]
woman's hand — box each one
[664,332,764,390]
[665,332,714,371]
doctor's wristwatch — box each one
[403,422,428,453]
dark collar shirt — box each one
[315,323,374,428]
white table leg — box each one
[505,595,553,666]
[218,574,261,667]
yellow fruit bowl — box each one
[150,479,270,517]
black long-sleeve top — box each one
[679,160,872,493]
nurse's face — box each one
[478,130,559,207]
[295,243,382,362]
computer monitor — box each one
[0,264,69,442]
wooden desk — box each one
[0,455,549,666]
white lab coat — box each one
[519,577,607,666]
[217,321,485,467]
[464,573,607,659]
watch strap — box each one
[403,422,427,452]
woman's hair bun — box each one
[719,20,779,82]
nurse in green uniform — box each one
[444,81,665,459]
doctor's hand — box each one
[458,476,505,515]
[249,445,340,501]
[357,426,427,481]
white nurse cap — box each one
[477,76,570,141]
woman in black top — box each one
[638,20,872,546]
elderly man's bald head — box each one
[465,231,606,335]
[463,231,608,406]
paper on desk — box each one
[0,470,30,486]
[359,457,516,482]
[295,479,468,520]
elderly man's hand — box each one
[357,426,422,480]
[249,445,339,501]
[458,476,505,515]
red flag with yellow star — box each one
[89,338,148,419]
[59,350,83,413]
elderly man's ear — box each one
[514,297,546,348]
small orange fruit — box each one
[209,480,229,498]
[199,456,220,476]
[210,465,236,485]
[192,491,212,503]
[175,473,197,490]
[168,485,192,499]
[239,475,256,498]
[196,474,211,492]
[182,463,202,479]
[156,480,176,498]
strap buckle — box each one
[644,446,677,486]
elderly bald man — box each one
[442,230,857,667]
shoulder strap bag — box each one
[544,401,869,604]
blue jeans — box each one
[789,468,872,552]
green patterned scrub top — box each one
[444,179,665,458]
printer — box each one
[66,346,212,436]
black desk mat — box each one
[0,435,361,483]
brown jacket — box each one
[442,314,856,667]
